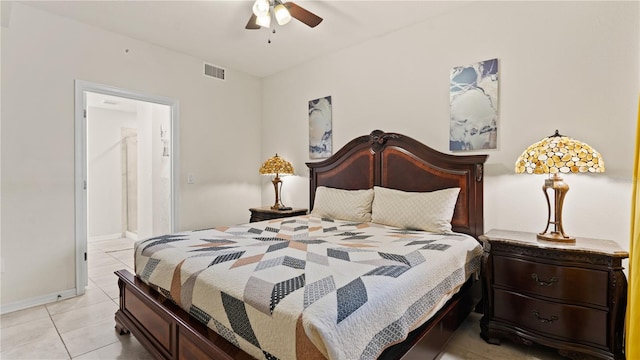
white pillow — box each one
[311,186,374,222]
[371,186,460,233]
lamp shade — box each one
[259,154,294,176]
[252,0,270,17]
[274,3,292,25]
[515,130,604,175]
[255,13,271,28]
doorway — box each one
[75,81,179,295]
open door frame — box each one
[74,80,179,295]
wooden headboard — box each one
[306,130,488,239]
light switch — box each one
[187,174,195,184]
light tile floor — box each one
[1,237,566,360]
[1,238,153,360]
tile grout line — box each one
[46,304,73,360]
[57,244,129,359]
[1,238,138,359]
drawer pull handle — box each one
[532,310,558,324]
[531,273,557,286]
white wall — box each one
[1,3,262,308]
[152,105,172,237]
[137,102,153,239]
[262,2,639,253]
[87,106,137,239]
[136,100,173,240]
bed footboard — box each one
[114,269,255,360]
[115,269,478,360]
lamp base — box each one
[270,205,292,211]
[537,232,576,243]
[538,174,575,244]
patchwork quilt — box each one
[135,215,482,360]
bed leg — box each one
[474,299,484,313]
[115,316,130,335]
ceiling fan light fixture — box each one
[252,0,270,17]
[244,0,323,30]
[256,13,271,28]
[274,3,291,25]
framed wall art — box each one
[449,58,498,151]
[309,95,332,159]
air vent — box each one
[204,63,226,80]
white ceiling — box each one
[17,0,473,78]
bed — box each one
[114,129,488,360]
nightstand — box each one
[249,206,308,223]
[479,229,628,360]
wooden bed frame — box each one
[115,130,488,360]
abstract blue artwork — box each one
[309,96,332,159]
[449,58,498,151]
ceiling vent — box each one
[204,63,226,81]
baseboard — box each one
[125,231,138,241]
[89,233,122,242]
[1,288,77,315]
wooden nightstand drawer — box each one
[494,289,607,347]
[493,256,608,307]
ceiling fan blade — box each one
[245,14,261,29]
[285,2,323,28]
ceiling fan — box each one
[245,0,323,29]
